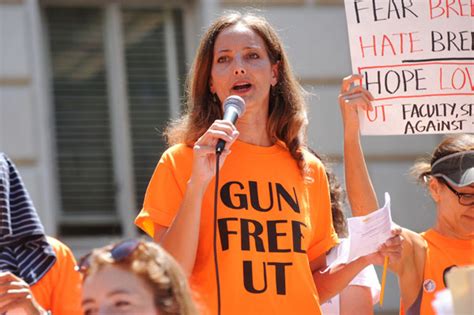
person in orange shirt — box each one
[31,236,83,315]
[0,153,83,315]
[135,12,402,315]
[338,74,474,315]
[0,237,83,315]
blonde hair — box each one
[410,134,474,185]
[85,240,198,315]
[165,12,310,176]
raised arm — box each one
[154,120,239,277]
[338,74,379,216]
[338,75,427,310]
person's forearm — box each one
[340,286,374,315]
[160,179,207,277]
[343,132,379,216]
[314,256,370,303]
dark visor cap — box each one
[432,150,474,187]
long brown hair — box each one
[308,148,347,237]
[165,12,309,174]
[327,169,348,238]
[411,134,474,185]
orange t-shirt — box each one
[31,236,83,315]
[135,140,338,315]
[402,229,474,315]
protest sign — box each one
[344,0,473,135]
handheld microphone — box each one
[215,95,246,154]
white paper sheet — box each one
[329,192,395,268]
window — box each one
[45,4,185,236]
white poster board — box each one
[344,0,474,135]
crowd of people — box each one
[1,11,472,315]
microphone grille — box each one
[223,95,246,117]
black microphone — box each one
[215,95,246,154]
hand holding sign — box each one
[339,74,375,137]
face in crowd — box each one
[82,264,157,315]
[422,135,474,238]
[210,22,278,115]
[80,240,196,315]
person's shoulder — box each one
[166,143,193,154]
[394,228,426,286]
[45,236,75,258]
[155,144,194,176]
[301,148,325,171]
[395,228,426,270]
[154,143,193,168]
[161,143,193,161]
[402,228,426,249]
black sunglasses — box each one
[438,178,474,207]
[76,239,141,273]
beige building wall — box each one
[0,0,202,252]
[0,0,58,235]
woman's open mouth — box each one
[232,83,252,93]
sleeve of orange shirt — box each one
[306,157,339,262]
[135,145,192,238]
[31,237,83,315]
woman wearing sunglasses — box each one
[339,74,474,315]
[80,239,197,315]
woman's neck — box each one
[433,216,473,240]
[235,108,273,147]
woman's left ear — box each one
[428,177,442,203]
[209,78,215,94]
[271,62,279,86]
